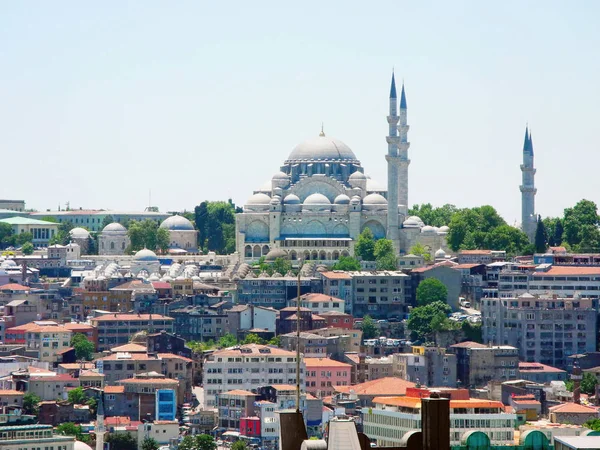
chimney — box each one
[421,392,450,450]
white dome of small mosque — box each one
[272,171,289,181]
[303,193,331,212]
[160,215,194,231]
[286,134,358,162]
[134,248,158,261]
[334,194,351,205]
[69,227,90,239]
[421,225,437,235]
[283,194,301,204]
[403,216,424,228]
[435,248,447,258]
[102,222,127,233]
[438,225,450,234]
[74,441,93,450]
[362,193,388,210]
[246,193,271,205]
[1,259,17,269]
[349,171,367,181]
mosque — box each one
[236,74,449,262]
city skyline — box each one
[1,2,599,224]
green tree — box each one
[461,321,483,343]
[409,243,432,263]
[268,336,281,347]
[187,340,215,353]
[331,255,361,271]
[374,239,397,270]
[156,227,170,254]
[15,232,33,246]
[554,218,564,247]
[416,278,448,307]
[272,257,292,276]
[127,219,167,252]
[231,441,248,450]
[68,387,87,404]
[242,333,265,345]
[584,418,600,432]
[408,203,457,227]
[21,242,34,255]
[141,436,160,450]
[106,432,138,450]
[178,434,217,450]
[407,301,452,342]
[563,199,599,248]
[71,333,95,361]
[49,221,75,246]
[565,372,598,395]
[360,315,379,339]
[355,228,376,261]
[484,225,531,255]
[22,392,41,415]
[0,222,15,249]
[534,216,548,253]
[194,201,238,254]
[56,423,85,441]
[101,215,115,229]
[218,333,238,348]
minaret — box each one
[386,72,400,246]
[95,391,105,450]
[397,82,411,215]
[520,126,537,241]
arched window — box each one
[121,242,125,250]
[110,242,115,250]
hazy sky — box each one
[1,2,599,224]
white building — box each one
[288,293,345,315]
[99,222,130,255]
[159,215,198,253]
[203,344,304,408]
[0,424,75,450]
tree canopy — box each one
[355,228,376,261]
[408,203,458,227]
[141,437,160,450]
[127,219,172,253]
[331,255,361,271]
[360,315,379,339]
[409,243,432,263]
[178,434,217,450]
[584,418,600,432]
[71,333,95,361]
[374,239,398,270]
[21,242,34,255]
[534,215,548,253]
[49,222,74,246]
[0,223,14,249]
[256,257,292,276]
[231,441,248,450]
[56,423,86,442]
[416,278,448,307]
[22,392,40,415]
[194,200,240,254]
[565,372,598,395]
[407,301,452,342]
[106,432,138,450]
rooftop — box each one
[0,217,58,226]
[221,390,256,396]
[549,402,599,414]
[91,313,173,322]
[534,266,600,276]
[294,293,344,303]
[304,357,352,368]
[334,377,416,396]
[212,344,296,357]
[319,271,352,280]
[518,362,566,374]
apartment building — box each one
[216,390,257,430]
[362,387,516,447]
[5,321,72,363]
[349,271,411,320]
[343,354,393,384]
[236,275,322,309]
[449,342,519,387]
[304,357,351,398]
[0,424,75,450]
[90,313,174,351]
[203,344,304,408]
[288,293,345,315]
[319,271,353,313]
[392,346,457,387]
[481,294,597,368]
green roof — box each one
[0,217,58,226]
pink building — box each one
[304,357,351,398]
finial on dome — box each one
[319,123,325,137]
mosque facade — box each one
[236,74,449,262]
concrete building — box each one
[203,344,304,408]
[410,264,462,310]
[118,374,181,419]
[392,346,457,387]
[137,420,179,449]
[225,304,277,337]
[5,321,73,363]
[30,209,170,232]
[362,387,517,447]
[519,362,568,383]
[319,271,353,313]
[549,403,600,425]
[170,306,228,342]
[90,313,174,351]
[449,341,519,388]
[216,389,257,430]
[304,357,351,398]
[481,294,598,368]
[343,353,393,383]
[236,274,321,309]
[349,270,411,319]
[288,293,345,315]
[332,377,416,408]
[280,332,329,358]
[0,217,59,247]
[0,200,25,212]
[0,424,75,450]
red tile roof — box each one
[549,402,599,414]
[450,341,487,349]
[118,377,178,385]
[319,271,352,280]
[151,282,171,290]
[221,390,256,396]
[459,250,492,255]
[0,390,23,395]
[533,266,600,276]
[519,362,566,373]
[295,293,344,303]
[104,386,125,394]
[334,377,416,396]
[304,357,352,368]
[0,283,30,291]
[110,343,147,353]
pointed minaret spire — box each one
[520,124,537,242]
[389,72,397,99]
[528,130,534,155]
[400,82,407,109]
[523,126,530,152]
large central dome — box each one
[286,134,358,162]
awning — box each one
[223,431,241,437]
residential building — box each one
[311,327,362,354]
[0,424,75,450]
[147,330,192,358]
[349,271,411,320]
[362,387,516,447]
[5,321,72,363]
[155,389,177,421]
[225,304,277,338]
[236,275,322,309]
[276,307,325,335]
[457,250,506,265]
[170,306,228,342]
[279,332,329,358]
[0,217,59,247]
[332,377,416,408]
[15,373,78,401]
[304,357,351,398]
[203,344,304,408]
[90,313,174,351]
[481,294,597,368]
[343,353,393,383]
[288,293,345,315]
[319,271,353,313]
[449,342,519,387]
[519,362,568,383]
[316,311,354,329]
[118,373,180,419]
[549,403,600,425]
[529,266,600,299]
[410,264,462,310]
[137,420,179,449]
[0,390,23,409]
[392,346,457,387]
[216,390,257,430]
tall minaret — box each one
[386,73,400,246]
[520,126,537,241]
[397,82,411,215]
[95,391,105,450]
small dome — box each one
[69,227,90,239]
[148,273,161,281]
[349,171,367,180]
[363,193,388,206]
[403,216,424,228]
[270,196,281,205]
[303,193,331,212]
[438,225,450,233]
[160,215,194,231]
[435,248,447,258]
[246,193,271,205]
[1,260,17,269]
[333,194,351,205]
[421,225,436,235]
[134,249,158,261]
[265,248,288,262]
[283,194,301,204]
[272,171,289,181]
[103,222,127,233]
[350,195,361,206]
[74,441,93,450]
